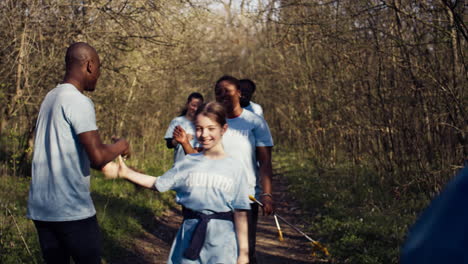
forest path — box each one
[255,172,328,264]
[112,172,327,264]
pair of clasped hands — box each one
[102,127,193,180]
[101,136,134,179]
[101,155,129,180]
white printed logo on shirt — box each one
[185,172,234,193]
[224,129,249,138]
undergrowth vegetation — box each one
[0,149,177,264]
[0,146,458,264]
[0,0,465,262]
[275,152,436,264]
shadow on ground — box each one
[92,191,179,264]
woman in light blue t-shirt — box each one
[105,102,250,264]
[164,92,204,164]
[173,76,274,264]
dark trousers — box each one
[33,215,102,264]
[248,203,259,264]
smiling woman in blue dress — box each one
[174,76,275,264]
[109,102,250,264]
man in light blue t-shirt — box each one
[27,42,130,264]
[240,79,264,117]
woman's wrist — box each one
[238,247,249,258]
[238,245,248,251]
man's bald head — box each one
[64,42,101,92]
[65,42,99,71]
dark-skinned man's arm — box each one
[256,146,274,215]
[79,130,130,170]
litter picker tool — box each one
[274,214,284,241]
[249,195,283,241]
[249,195,330,257]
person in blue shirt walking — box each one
[401,165,468,263]
[27,42,130,264]
[110,102,250,264]
[175,76,274,264]
[164,92,204,164]
[215,75,274,264]
[239,79,264,118]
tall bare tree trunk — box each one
[0,22,28,136]
[441,0,468,159]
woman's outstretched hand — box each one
[101,155,132,180]
[117,155,129,179]
[116,155,157,189]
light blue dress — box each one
[155,153,251,264]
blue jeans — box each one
[33,215,101,264]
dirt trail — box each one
[255,173,328,264]
[113,172,326,264]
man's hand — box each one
[112,136,131,159]
[79,131,130,169]
[260,195,274,216]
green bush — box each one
[276,152,432,264]
[0,176,41,264]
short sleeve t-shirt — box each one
[155,153,251,213]
[222,109,274,198]
[164,116,198,164]
[156,153,251,263]
[27,83,98,221]
[243,101,264,117]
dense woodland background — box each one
[0,0,466,263]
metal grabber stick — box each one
[274,214,284,241]
[249,195,330,256]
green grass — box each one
[91,171,177,262]
[0,145,439,264]
[0,175,41,264]
[0,147,177,264]
[275,152,432,264]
